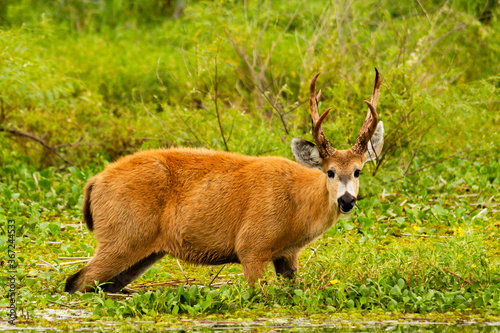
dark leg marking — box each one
[273,257,298,280]
[100,252,166,293]
[65,269,83,293]
[83,182,94,231]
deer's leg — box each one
[65,245,154,293]
[273,253,299,280]
[240,257,269,286]
[100,251,166,293]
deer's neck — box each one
[293,168,340,237]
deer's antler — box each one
[310,73,335,158]
[351,68,381,156]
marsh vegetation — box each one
[0,0,499,330]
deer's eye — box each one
[354,170,360,178]
[327,170,335,178]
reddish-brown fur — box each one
[65,148,350,293]
[65,70,383,293]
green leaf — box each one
[38,179,53,190]
[360,284,369,297]
[431,205,449,216]
[344,223,354,231]
[391,285,401,296]
[397,278,405,290]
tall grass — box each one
[1,0,498,171]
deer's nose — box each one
[338,193,357,213]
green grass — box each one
[1,144,499,326]
[0,0,500,329]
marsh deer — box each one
[65,69,384,293]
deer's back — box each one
[87,148,316,264]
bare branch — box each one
[0,126,74,166]
[384,148,472,184]
[212,42,229,151]
[208,265,226,287]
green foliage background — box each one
[0,0,500,327]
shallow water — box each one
[2,323,500,332]
[2,309,500,332]
[194,321,500,332]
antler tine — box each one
[310,73,335,158]
[352,68,382,156]
[370,67,382,108]
[309,73,321,124]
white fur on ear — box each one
[291,138,323,169]
[364,121,384,164]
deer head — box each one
[292,69,384,214]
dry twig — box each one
[176,259,190,285]
[0,126,74,166]
[39,259,60,273]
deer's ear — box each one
[291,138,323,170]
[364,121,384,164]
